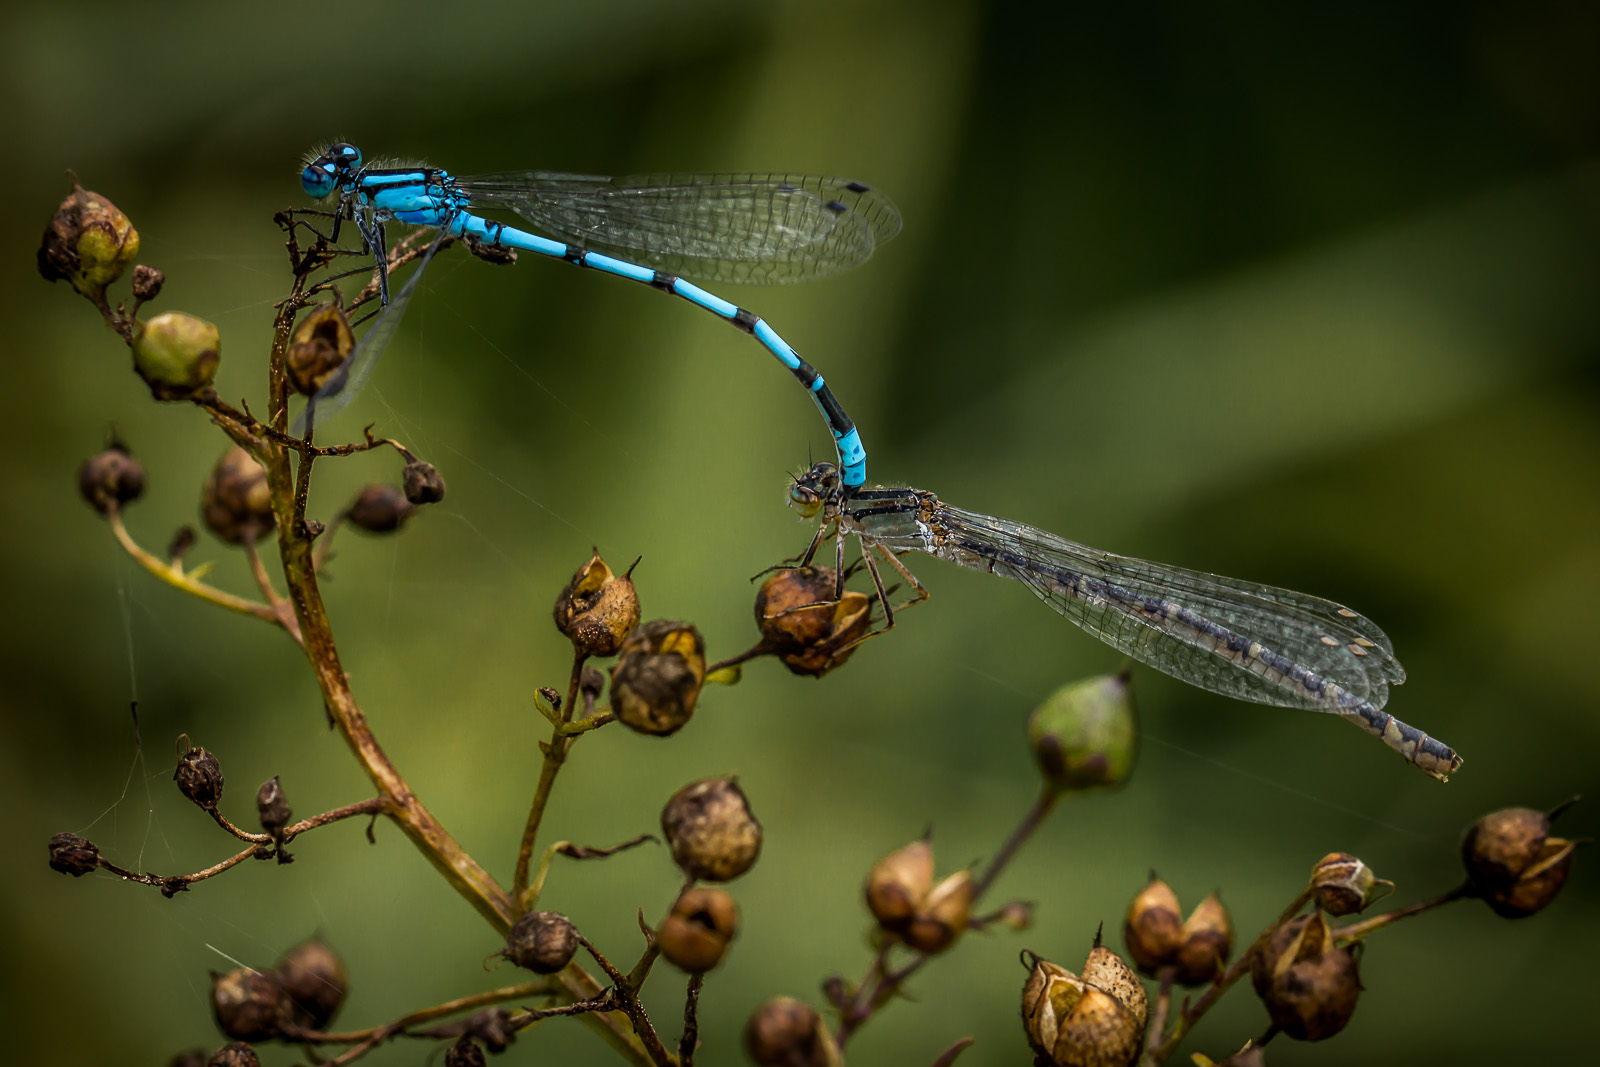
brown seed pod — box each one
[743,997,842,1067]
[286,303,354,397]
[345,483,415,534]
[1021,942,1148,1067]
[661,776,762,882]
[864,837,935,931]
[444,1035,486,1067]
[553,551,641,658]
[902,870,975,955]
[210,967,283,1043]
[274,938,348,1032]
[402,459,447,505]
[463,1007,516,1053]
[611,620,705,736]
[202,447,274,545]
[205,1044,260,1067]
[502,911,578,974]
[47,832,100,877]
[1122,875,1183,977]
[1310,852,1392,916]
[657,886,740,973]
[1462,803,1580,918]
[1173,892,1232,985]
[257,777,291,836]
[174,745,224,811]
[753,566,871,677]
[78,444,145,516]
[1249,913,1361,1042]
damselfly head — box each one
[300,142,363,199]
[788,462,840,518]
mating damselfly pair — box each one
[296,142,1461,779]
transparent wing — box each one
[455,170,901,285]
[293,226,450,434]
[927,504,1404,711]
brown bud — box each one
[995,900,1036,932]
[1462,803,1580,919]
[553,551,641,657]
[206,1044,260,1067]
[611,620,705,735]
[132,311,221,400]
[754,566,871,677]
[402,460,446,505]
[174,745,224,811]
[445,1036,486,1067]
[463,1008,516,1054]
[864,837,935,931]
[345,483,415,534]
[502,910,578,974]
[743,997,842,1067]
[657,886,740,973]
[1122,875,1182,977]
[661,776,762,882]
[202,447,274,545]
[168,1050,207,1067]
[1250,913,1361,1042]
[257,777,291,835]
[38,177,140,302]
[210,968,283,1042]
[47,832,100,876]
[1028,672,1138,794]
[1173,892,1232,985]
[286,303,354,397]
[903,869,975,954]
[274,938,347,1032]
[1310,853,1392,916]
[78,444,145,516]
[1022,942,1148,1067]
[132,264,164,303]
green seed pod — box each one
[132,311,220,400]
[1028,672,1138,794]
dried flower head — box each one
[743,997,841,1067]
[1310,853,1393,916]
[754,566,871,677]
[47,832,100,877]
[661,776,762,882]
[345,483,415,534]
[202,447,274,545]
[78,444,145,516]
[274,938,348,1032]
[611,620,705,735]
[174,745,224,811]
[502,911,579,975]
[657,886,740,973]
[553,551,641,658]
[1022,940,1149,1067]
[286,303,354,397]
[37,177,139,303]
[210,967,283,1043]
[1250,913,1361,1042]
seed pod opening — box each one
[553,551,641,658]
[1249,913,1361,1042]
[1021,942,1148,1067]
[611,620,705,736]
[753,566,871,677]
[657,886,740,973]
[286,303,354,397]
[1310,853,1392,916]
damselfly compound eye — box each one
[301,163,335,199]
[789,483,822,517]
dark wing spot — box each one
[824,200,848,215]
[845,181,870,193]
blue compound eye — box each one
[301,163,335,199]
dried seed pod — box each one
[257,777,291,835]
[210,968,283,1043]
[274,938,348,1032]
[657,886,740,973]
[463,1007,515,1053]
[206,1044,260,1067]
[345,484,415,534]
[1021,942,1148,1067]
[402,459,446,505]
[1310,853,1392,916]
[743,997,842,1067]
[1122,875,1183,977]
[286,303,354,397]
[132,264,164,303]
[1173,892,1232,985]
[37,177,140,302]
[132,311,221,400]
[202,447,274,545]
[753,566,871,677]
[611,620,705,736]
[864,837,935,932]
[903,869,975,954]
[660,776,762,882]
[1249,913,1361,1042]
[502,911,578,974]
[1462,803,1579,918]
[553,551,641,658]
[174,745,224,811]
[47,832,100,876]
[445,1036,486,1067]
[78,444,145,516]
[1027,672,1138,794]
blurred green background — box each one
[3,1,1597,1064]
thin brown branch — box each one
[577,934,674,1067]
[1334,883,1471,942]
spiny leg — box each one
[873,544,931,616]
